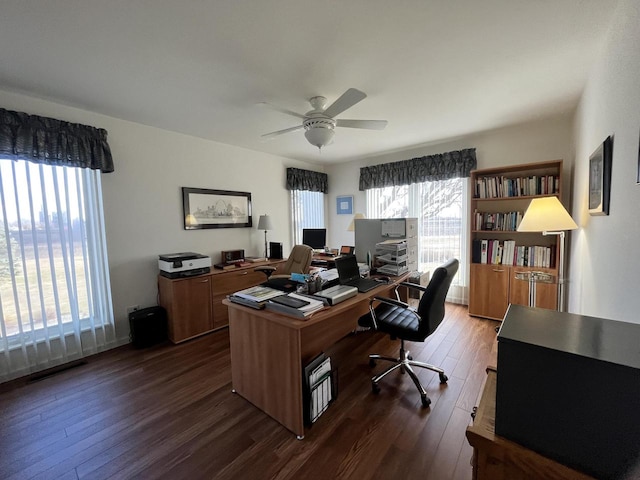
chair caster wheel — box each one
[369,358,376,367]
[407,355,413,360]
[439,373,448,384]
[372,381,380,394]
[421,395,431,408]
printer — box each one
[158,252,211,278]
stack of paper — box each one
[234,285,283,303]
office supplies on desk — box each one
[315,284,358,305]
[227,295,266,309]
[335,255,379,292]
[265,293,324,317]
[234,285,283,303]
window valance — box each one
[286,167,328,193]
[359,148,476,190]
[0,108,114,173]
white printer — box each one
[158,252,211,278]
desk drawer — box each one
[212,269,266,294]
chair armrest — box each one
[370,296,409,309]
[398,281,427,293]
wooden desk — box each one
[224,276,407,439]
[466,368,594,480]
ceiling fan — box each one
[260,88,387,151]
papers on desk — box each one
[234,285,283,303]
[265,292,325,318]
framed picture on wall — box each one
[588,135,613,216]
[637,129,640,184]
[182,187,252,229]
[336,195,354,215]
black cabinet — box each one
[496,305,640,480]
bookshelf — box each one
[468,160,564,320]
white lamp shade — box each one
[257,214,273,231]
[304,127,335,149]
[347,212,366,232]
[517,197,578,232]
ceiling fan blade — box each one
[336,119,388,130]
[258,102,306,119]
[261,125,304,139]
[322,88,367,118]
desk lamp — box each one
[517,196,578,311]
[257,214,273,258]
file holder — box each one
[303,353,338,426]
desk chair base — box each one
[369,339,448,408]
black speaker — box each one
[269,242,283,259]
[129,306,168,348]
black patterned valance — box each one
[359,148,476,190]
[286,167,328,193]
[0,108,114,173]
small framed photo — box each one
[588,136,613,216]
[336,195,354,215]
[182,187,252,229]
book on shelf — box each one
[265,292,325,318]
[475,239,554,268]
[234,285,284,303]
[474,174,559,199]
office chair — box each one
[358,258,459,407]
[255,244,313,279]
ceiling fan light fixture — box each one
[304,119,335,151]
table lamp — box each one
[257,214,273,258]
[347,212,366,232]
[517,196,578,311]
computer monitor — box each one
[302,228,327,250]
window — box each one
[0,159,114,382]
[366,177,469,304]
[291,190,325,245]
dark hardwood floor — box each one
[0,304,499,480]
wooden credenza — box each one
[158,259,285,343]
[466,368,594,480]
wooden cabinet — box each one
[158,259,285,343]
[469,160,564,320]
[468,264,510,319]
[466,368,595,480]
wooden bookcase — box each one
[468,160,564,320]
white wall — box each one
[326,115,573,249]
[0,89,323,342]
[568,0,640,321]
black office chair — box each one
[358,258,459,407]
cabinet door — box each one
[510,269,558,310]
[469,264,510,320]
[171,276,213,342]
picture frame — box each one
[588,135,613,216]
[182,187,252,229]
[637,129,640,184]
[336,195,353,215]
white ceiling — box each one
[0,0,619,164]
